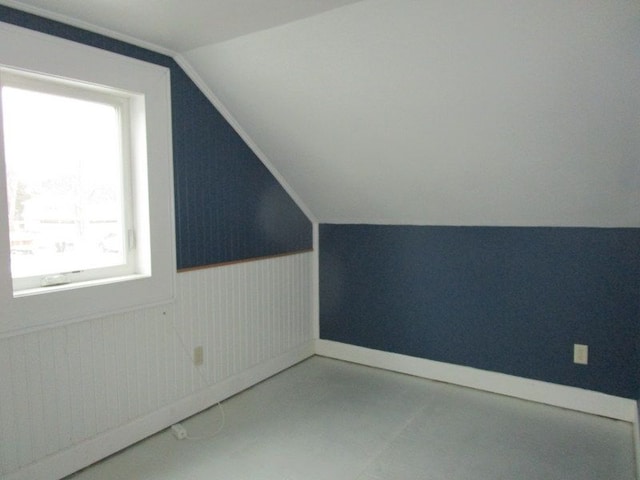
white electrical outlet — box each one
[573,344,588,365]
[193,345,203,366]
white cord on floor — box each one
[163,310,226,441]
[184,402,226,441]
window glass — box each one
[2,81,132,288]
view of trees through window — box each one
[2,82,127,281]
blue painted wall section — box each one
[320,224,640,398]
[0,6,312,269]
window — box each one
[0,23,175,335]
[1,70,137,292]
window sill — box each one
[14,273,150,298]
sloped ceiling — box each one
[2,0,640,226]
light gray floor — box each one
[66,356,636,480]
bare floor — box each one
[66,356,636,480]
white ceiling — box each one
[0,0,365,51]
[2,0,640,226]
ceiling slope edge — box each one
[0,1,317,223]
[0,0,176,55]
[317,219,640,228]
[173,54,317,222]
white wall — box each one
[0,252,314,480]
[185,0,640,227]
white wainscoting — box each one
[0,252,314,480]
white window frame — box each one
[1,69,138,291]
[0,23,175,336]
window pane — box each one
[2,86,126,279]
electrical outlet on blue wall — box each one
[320,224,640,398]
[574,344,589,365]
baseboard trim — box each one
[6,341,315,480]
[633,405,640,480]
[315,339,636,422]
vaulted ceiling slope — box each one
[3,0,640,227]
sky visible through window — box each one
[2,85,126,280]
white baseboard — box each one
[634,405,640,480]
[7,339,636,480]
[315,339,637,422]
[6,341,315,480]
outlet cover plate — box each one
[193,345,203,366]
[574,344,588,365]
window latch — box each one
[128,229,136,251]
[41,274,69,287]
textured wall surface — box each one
[320,224,640,398]
[0,253,313,477]
[0,5,312,269]
[0,7,314,478]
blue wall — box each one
[320,224,640,398]
[0,6,312,269]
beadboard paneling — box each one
[0,252,313,479]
